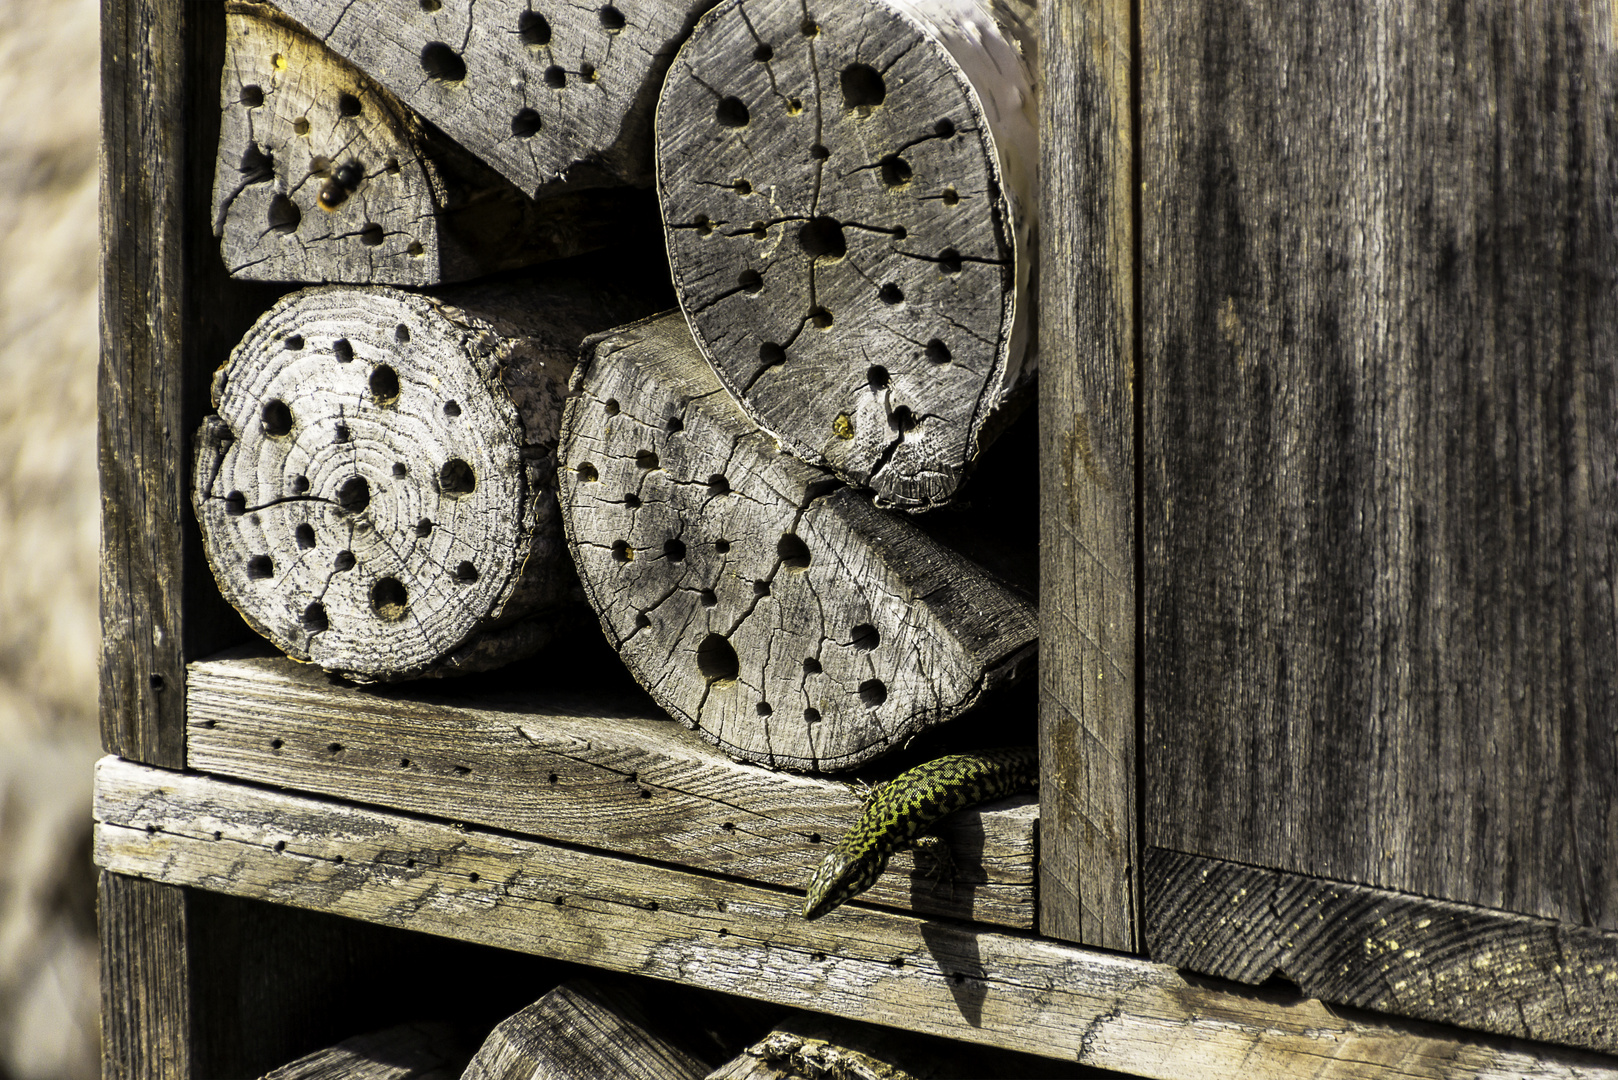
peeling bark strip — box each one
[559,313,1036,771]
[656,0,1037,510]
[267,0,716,196]
[214,2,649,285]
[193,274,663,682]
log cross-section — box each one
[559,313,1036,771]
[657,0,1037,510]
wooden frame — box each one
[99,0,1618,1074]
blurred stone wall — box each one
[0,0,104,1076]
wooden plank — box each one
[99,0,272,764]
[1144,848,1618,1055]
[185,653,1037,928]
[1141,0,1618,926]
[99,873,192,1080]
[1037,0,1139,949]
[94,758,1618,1080]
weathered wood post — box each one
[656,0,1036,509]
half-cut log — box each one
[266,0,716,196]
[193,267,665,682]
[214,2,650,285]
[559,313,1036,772]
[656,0,1037,510]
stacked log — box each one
[656,0,1037,509]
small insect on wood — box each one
[558,313,1037,772]
[193,270,664,682]
[657,0,1037,510]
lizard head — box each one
[801,846,887,920]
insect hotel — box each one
[99,0,1617,1076]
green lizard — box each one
[801,747,1038,920]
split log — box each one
[462,980,707,1080]
[214,2,652,285]
[266,0,717,197]
[656,0,1038,510]
[559,313,1037,772]
[257,1023,471,1080]
[192,267,666,682]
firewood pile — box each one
[193,0,1038,774]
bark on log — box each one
[258,1024,471,1080]
[656,0,1037,510]
[461,980,707,1080]
[559,313,1036,772]
[193,268,665,682]
[265,0,717,197]
[214,2,652,285]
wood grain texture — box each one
[99,873,192,1080]
[559,313,1037,771]
[101,0,271,764]
[1142,0,1618,927]
[258,1024,470,1080]
[192,270,662,681]
[1036,0,1138,951]
[462,981,707,1080]
[185,652,1038,928]
[656,0,1037,509]
[267,0,713,196]
[1144,848,1618,1055]
[93,758,1618,1080]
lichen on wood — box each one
[656,0,1037,510]
[559,313,1036,772]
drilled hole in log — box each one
[802,657,821,674]
[370,577,408,621]
[942,187,960,206]
[415,518,433,537]
[734,179,753,195]
[935,117,956,138]
[800,18,818,35]
[777,533,810,570]
[293,117,310,136]
[753,43,773,62]
[714,539,730,554]
[333,550,356,571]
[394,323,410,344]
[634,612,651,629]
[599,6,625,31]
[804,708,821,723]
[332,338,353,363]
[612,540,633,563]
[294,523,316,549]
[623,493,641,508]
[859,679,887,707]
[420,0,441,9]
[663,538,686,562]
[443,400,461,418]
[700,588,718,607]
[261,399,292,436]
[938,248,963,274]
[370,364,400,403]
[266,194,300,234]
[455,561,478,583]
[756,701,773,716]
[420,42,467,82]
[512,109,542,138]
[636,449,660,470]
[603,398,620,415]
[890,405,919,432]
[577,462,599,483]
[241,84,263,107]
[716,96,750,128]
[693,215,713,235]
[879,154,911,187]
[285,334,305,351]
[407,241,425,257]
[878,282,904,305]
[359,223,385,247]
[867,366,888,390]
[544,66,568,89]
[302,603,329,632]
[337,92,362,117]
[850,623,880,650]
[246,555,274,580]
[333,423,350,443]
[809,306,833,329]
[809,143,829,161]
[696,633,739,682]
[753,580,770,597]
[225,491,246,516]
[738,268,763,293]
[797,216,846,260]
[666,415,684,433]
[392,463,408,478]
[291,474,310,494]
[518,11,551,46]
[841,63,885,108]
[707,474,730,496]
[238,143,273,182]
[439,458,475,495]
[336,477,370,514]
[759,341,786,366]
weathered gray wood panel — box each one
[94,758,1618,1080]
[99,873,192,1080]
[1037,0,1139,951]
[185,653,1039,928]
[1143,0,1618,929]
[1145,848,1618,1054]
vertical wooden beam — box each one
[100,873,193,1080]
[1037,0,1140,949]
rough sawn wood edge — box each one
[94,758,1618,1080]
[184,653,1038,928]
[1145,847,1618,1055]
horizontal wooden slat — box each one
[185,653,1036,927]
[1145,848,1618,1054]
[95,758,1618,1080]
